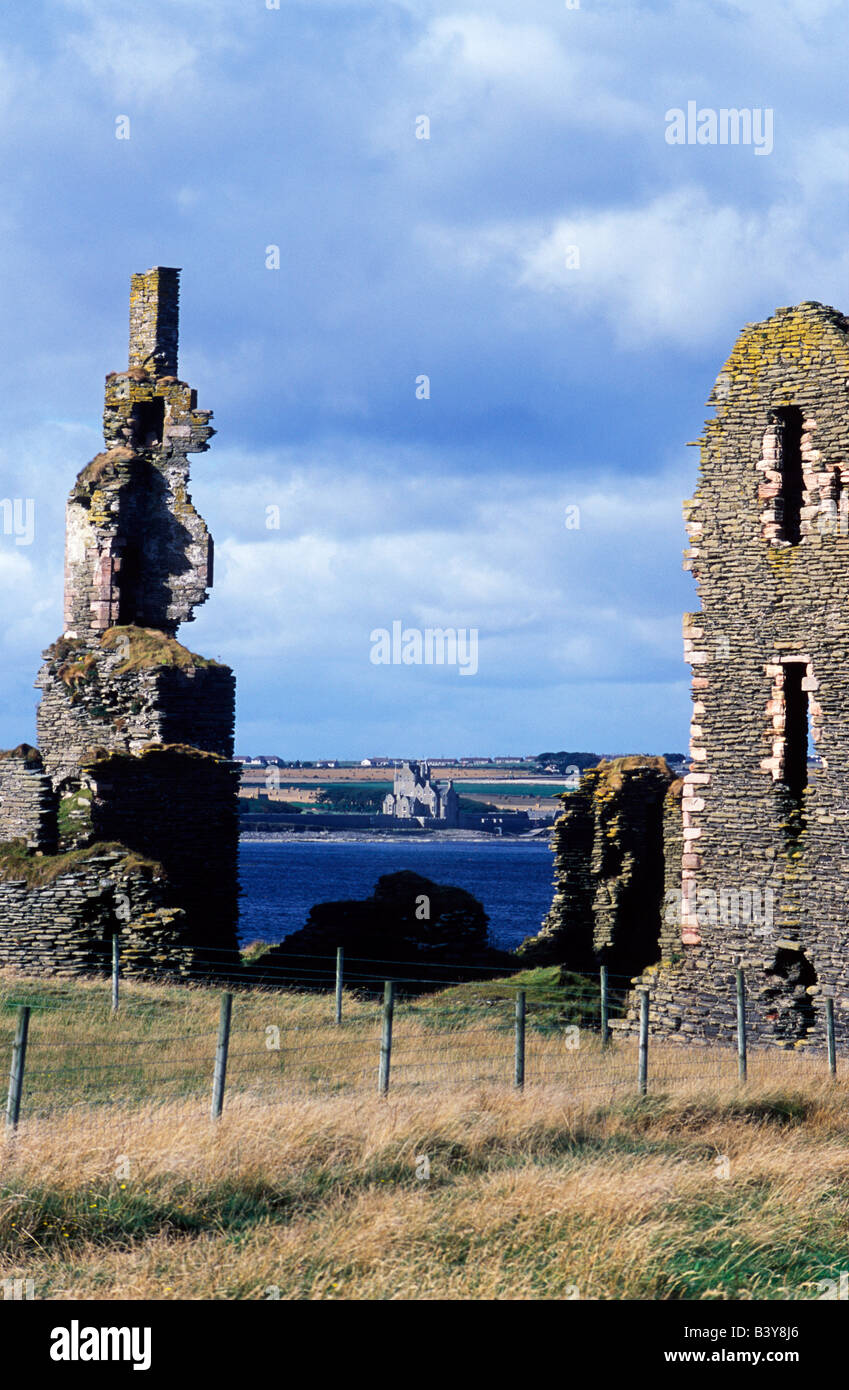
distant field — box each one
[238,766,570,785]
[243,780,572,797]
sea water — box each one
[238,837,554,953]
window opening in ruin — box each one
[130,397,165,449]
[772,406,804,545]
[762,948,816,1042]
[116,542,142,625]
[832,466,843,509]
[781,662,808,803]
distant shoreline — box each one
[240,829,551,845]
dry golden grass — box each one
[2,971,848,1300]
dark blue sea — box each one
[238,837,554,953]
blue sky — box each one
[0,0,846,758]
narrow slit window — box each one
[117,542,142,625]
[772,406,804,545]
[782,662,808,801]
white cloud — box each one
[789,125,849,200]
[191,456,691,696]
[57,0,240,103]
[0,549,58,653]
[407,11,645,133]
[428,186,849,346]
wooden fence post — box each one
[600,964,609,1047]
[5,1005,30,1133]
[211,992,233,1120]
[826,996,837,1076]
[335,947,344,1025]
[736,967,747,1084]
[111,934,120,1014]
[378,981,395,1096]
[638,989,649,1097]
[515,990,526,1089]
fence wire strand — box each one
[0,955,841,1127]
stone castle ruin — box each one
[526,301,849,1049]
[0,268,240,976]
[5,280,849,1047]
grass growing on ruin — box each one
[0,840,162,888]
[101,626,222,673]
[1,971,848,1300]
[57,788,92,843]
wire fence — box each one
[0,950,842,1131]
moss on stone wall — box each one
[522,757,676,975]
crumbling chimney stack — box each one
[128,266,180,377]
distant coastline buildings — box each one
[234,754,575,769]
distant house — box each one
[383,761,459,826]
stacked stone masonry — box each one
[632,302,849,1048]
[0,847,217,978]
[36,629,234,790]
[0,747,57,852]
[0,268,240,978]
[519,757,678,977]
[528,302,849,1051]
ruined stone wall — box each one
[0,747,57,851]
[64,384,214,640]
[86,747,241,950]
[520,757,675,976]
[519,784,595,968]
[659,780,684,960]
[129,266,179,376]
[0,267,240,981]
[629,302,849,1049]
[36,628,234,791]
[0,846,203,978]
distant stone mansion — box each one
[383,761,460,827]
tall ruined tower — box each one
[643,300,849,1047]
[0,269,240,975]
